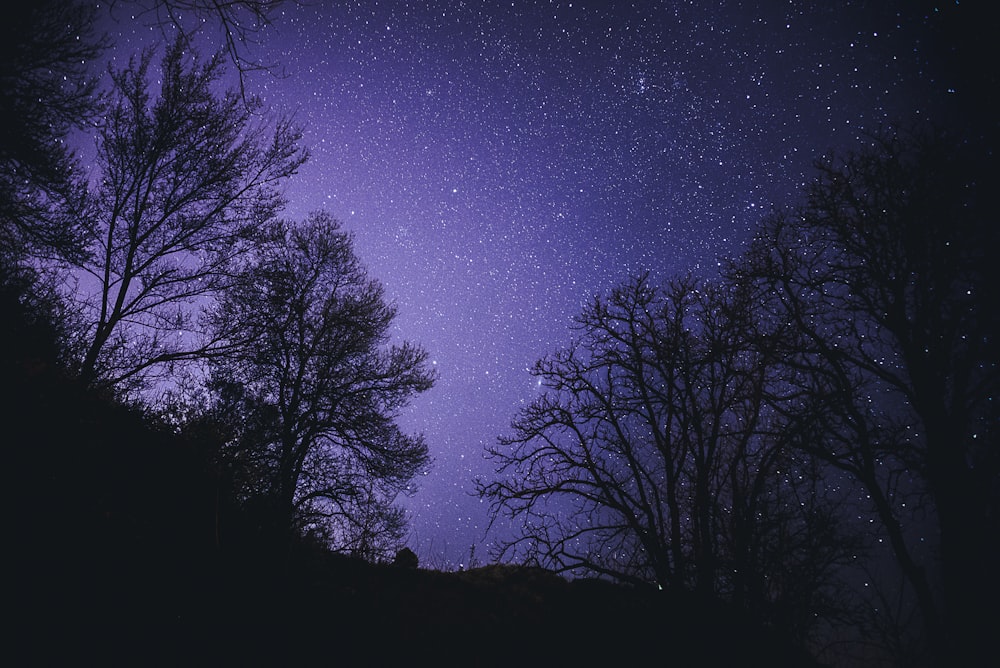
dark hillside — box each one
[2,283,818,667]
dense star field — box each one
[94,0,972,566]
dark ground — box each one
[14,550,821,667]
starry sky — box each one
[97,0,974,566]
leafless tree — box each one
[732,124,998,665]
[110,0,291,97]
[0,1,105,265]
[202,212,434,552]
[480,274,856,641]
[70,37,307,394]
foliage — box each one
[393,546,419,568]
[0,0,104,264]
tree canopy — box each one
[69,37,307,394]
[199,212,435,557]
[0,0,104,264]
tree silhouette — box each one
[732,124,998,665]
[111,0,290,97]
[480,273,856,641]
[201,212,434,553]
[68,38,307,394]
[0,0,104,264]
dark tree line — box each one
[481,125,997,666]
[479,272,860,647]
[191,213,434,559]
[2,1,433,563]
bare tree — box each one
[480,274,856,641]
[333,492,410,563]
[732,124,998,665]
[111,0,290,97]
[203,212,434,553]
[70,37,307,394]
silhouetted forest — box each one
[3,277,820,666]
[477,124,999,666]
[3,2,996,666]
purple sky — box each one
[98,0,962,566]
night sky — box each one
[97,0,969,566]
